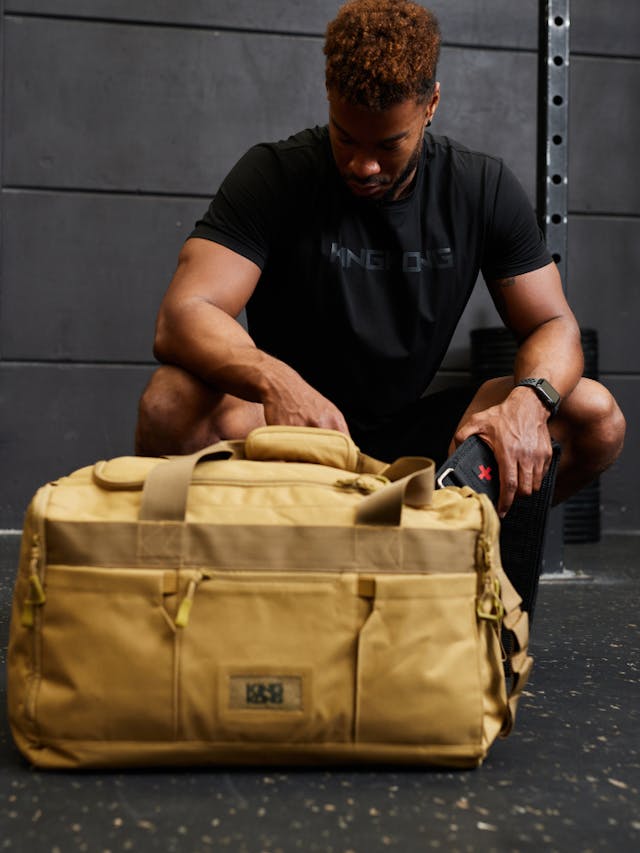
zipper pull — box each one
[477,575,504,624]
[21,535,46,628]
[175,572,209,628]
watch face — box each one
[538,379,560,406]
[518,378,560,414]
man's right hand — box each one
[260,361,350,434]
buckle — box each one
[477,576,504,623]
[436,467,455,489]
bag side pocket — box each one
[35,566,175,742]
[355,573,484,748]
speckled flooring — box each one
[1,533,638,853]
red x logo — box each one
[478,465,492,481]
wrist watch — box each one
[515,378,561,417]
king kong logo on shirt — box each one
[330,242,454,273]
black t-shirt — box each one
[190,126,551,430]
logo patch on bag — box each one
[229,675,303,711]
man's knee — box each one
[139,365,195,416]
[584,381,626,464]
[135,365,215,456]
[135,365,267,456]
[557,378,626,469]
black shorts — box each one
[349,386,478,466]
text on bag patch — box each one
[247,682,283,705]
[229,675,303,711]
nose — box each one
[348,151,381,180]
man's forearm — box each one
[153,296,349,432]
[154,296,285,403]
[512,315,584,402]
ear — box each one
[426,82,441,124]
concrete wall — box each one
[1,1,638,530]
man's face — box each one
[327,87,439,203]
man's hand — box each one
[260,359,350,434]
[453,386,553,517]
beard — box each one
[381,136,424,202]
[346,135,424,203]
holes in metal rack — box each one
[539,2,569,288]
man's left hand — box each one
[453,386,553,517]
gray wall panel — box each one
[3,18,328,194]
[0,364,154,528]
[568,216,640,373]
[598,376,640,533]
[436,48,538,199]
[4,1,343,33]
[569,56,640,214]
[4,17,537,198]
[572,1,640,58]
[1,191,202,361]
[430,0,537,48]
[5,1,539,47]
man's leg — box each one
[450,376,626,504]
[135,365,266,456]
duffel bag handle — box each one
[243,426,385,473]
[139,426,388,522]
[139,439,243,522]
[139,426,433,524]
[355,462,435,526]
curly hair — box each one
[324,0,441,110]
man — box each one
[136,0,624,518]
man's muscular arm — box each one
[154,237,349,432]
[455,261,583,515]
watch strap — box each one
[515,378,560,416]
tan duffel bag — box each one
[7,426,532,769]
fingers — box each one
[263,386,350,435]
[316,409,351,435]
[531,453,549,494]
[452,420,479,449]
[497,457,518,519]
[497,442,552,518]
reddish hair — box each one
[324,0,441,110]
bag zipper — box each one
[474,492,504,625]
[174,571,212,628]
[23,483,54,727]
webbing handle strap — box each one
[355,461,435,526]
[139,427,432,524]
[139,439,243,522]
[139,427,392,523]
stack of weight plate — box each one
[470,327,600,543]
[564,329,600,543]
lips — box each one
[348,180,385,198]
